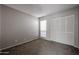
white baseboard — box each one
[73,45,79,49]
[0,38,37,51]
[44,39,79,49]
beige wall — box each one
[40,6,79,48]
[0,5,39,49]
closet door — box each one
[50,15,74,45]
[65,15,74,45]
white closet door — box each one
[50,15,74,45]
[65,15,74,45]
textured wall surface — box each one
[0,5,39,49]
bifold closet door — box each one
[50,15,74,45]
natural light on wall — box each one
[40,20,46,38]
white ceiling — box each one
[5,4,78,17]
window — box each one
[40,20,47,38]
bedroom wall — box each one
[0,5,39,50]
[40,6,79,48]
